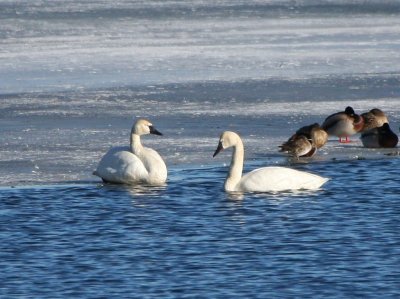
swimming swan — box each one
[213,131,329,192]
[94,119,167,185]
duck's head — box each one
[133,119,163,136]
[213,131,241,157]
[344,107,364,130]
[344,106,355,116]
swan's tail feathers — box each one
[314,177,330,189]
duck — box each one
[93,119,167,185]
[360,108,389,132]
[279,134,316,158]
[296,123,328,149]
[322,106,364,143]
[213,131,329,192]
[360,123,399,148]
[279,123,327,158]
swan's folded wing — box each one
[140,147,168,183]
[94,147,148,184]
[142,147,165,166]
[239,166,328,192]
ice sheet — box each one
[0,1,399,185]
[2,1,400,93]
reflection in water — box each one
[226,192,245,201]
[225,188,326,201]
[99,183,167,207]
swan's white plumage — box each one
[94,146,148,183]
[94,119,167,185]
[214,131,328,192]
[239,166,328,192]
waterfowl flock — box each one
[279,106,398,159]
[94,106,398,193]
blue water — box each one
[1,158,400,298]
[1,0,400,297]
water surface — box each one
[1,158,400,298]
[1,1,400,298]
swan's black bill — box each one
[150,126,163,136]
[213,141,223,157]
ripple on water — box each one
[0,157,400,298]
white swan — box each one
[213,131,329,192]
[94,119,167,185]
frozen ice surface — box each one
[0,1,400,185]
[2,1,400,93]
[1,79,399,186]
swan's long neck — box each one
[130,132,166,184]
[130,133,142,154]
[225,138,244,191]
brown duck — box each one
[360,108,389,133]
